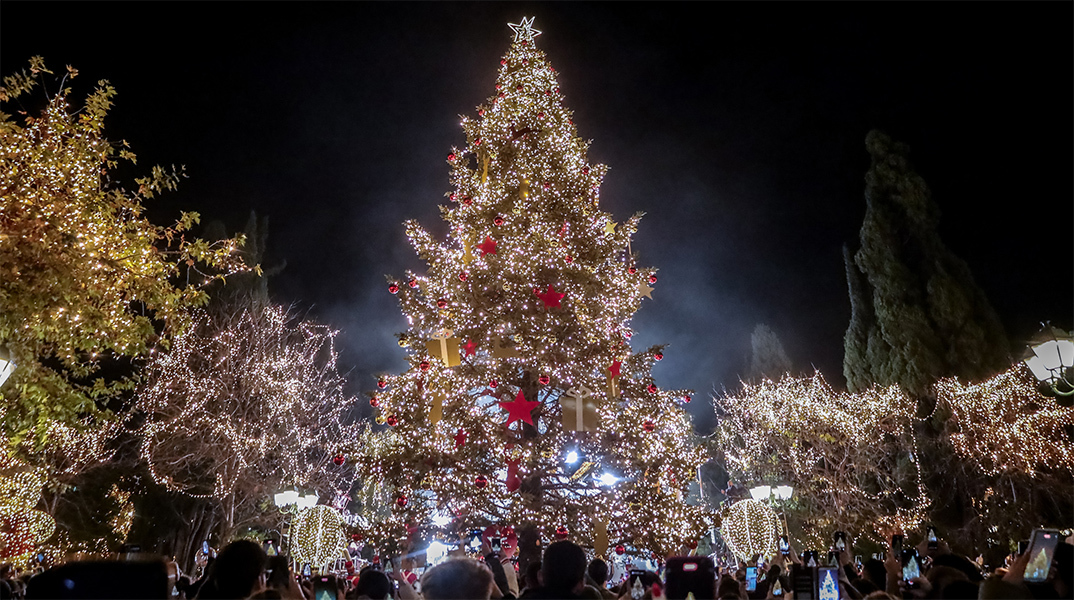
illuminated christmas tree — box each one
[345,18,714,557]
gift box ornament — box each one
[560,384,599,432]
[428,389,444,425]
[426,330,461,367]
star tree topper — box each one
[509,17,542,43]
[500,389,540,426]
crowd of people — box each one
[0,531,1069,600]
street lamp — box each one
[772,484,794,501]
[0,346,15,388]
[749,485,772,501]
[273,488,319,561]
[1024,325,1074,403]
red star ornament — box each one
[608,360,622,379]
[463,339,478,356]
[499,389,540,426]
[478,236,497,256]
[535,284,565,308]
[454,428,468,449]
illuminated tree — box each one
[0,58,250,443]
[715,373,930,552]
[343,19,713,557]
[133,303,356,544]
[843,130,1008,396]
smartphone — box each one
[771,578,784,596]
[665,556,716,600]
[746,566,758,592]
[1018,540,1030,555]
[854,555,862,569]
[628,570,648,600]
[302,563,312,577]
[791,563,815,600]
[201,541,210,555]
[827,551,838,566]
[833,531,847,551]
[817,566,840,600]
[1023,528,1061,583]
[779,535,790,556]
[313,575,336,600]
[490,537,502,554]
[926,525,939,550]
[891,534,903,556]
[802,550,819,567]
[901,550,921,588]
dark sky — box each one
[5,3,1071,432]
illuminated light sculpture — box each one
[0,454,55,567]
[1023,326,1074,401]
[291,505,347,571]
[342,18,714,555]
[720,499,780,561]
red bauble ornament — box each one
[450,192,457,202]
[554,87,560,94]
[537,112,545,119]
[539,375,550,385]
[687,540,698,550]
[545,90,552,96]
[459,272,468,281]
[408,279,418,288]
[498,92,505,99]
[647,384,658,394]
[478,108,485,116]
[522,59,529,65]
[436,299,448,309]
[654,352,663,361]
[625,331,633,339]
[462,196,472,206]
[628,267,637,274]
[582,166,589,175]
[569,119,574,125]
[489,379,499,388]
[388,283,399,294]
[543,181,551,189]
[565,255,573,263]
[500,59,507,66]
[475,138,482,146]
[419,361,431,372]
[395,495,408,508]
[555,526,569,539]
[333,454,346,466]
[516,85,523,92]
[642,420,656,433]
[369,396,380,407]
[615,544,625,555]
[496,83,502,90]
[506,459,522,492]
[683,395,692,403]
[494,216,504,226]
[649,275,658,284]
[352,533,362,541]
[377,379,388,388]
[448,153,456,161]
[474,475,489,489]
[386,415,398,427]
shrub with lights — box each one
[341,18,714,557]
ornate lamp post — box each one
[1024,325,1074,405]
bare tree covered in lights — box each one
[342,20,714,557]
[133,303,356,547]
[715,373,930,552]
[0,58,250,444]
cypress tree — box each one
[843,131,1009,395]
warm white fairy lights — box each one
[715,372,929,550]
[291,505,347,569]
[0,454,55,567]
[720,499,780,560]
[342,19,714,556]
[135,305,356,500]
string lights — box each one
[135,305,356,508]
[0,57,250,442]
[291,505,347,570]
[0,454,55,567]
[720,499,780,560]
[341,19,715,557]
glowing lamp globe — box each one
[297,492,319,510]
[274,488,300,508]
[720,499,781,561]
[773,484,794,501]
[749,485,772,501]
[0,346,14,388]
[1024,327,1074,396]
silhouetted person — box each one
[520,541,588,599]
[420,558,495,600]
[195,540,267,599]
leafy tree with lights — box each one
[344,18,714,558]
[0,58,250,444]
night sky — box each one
[5,3,1071,432]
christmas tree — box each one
[345,18,713,558]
